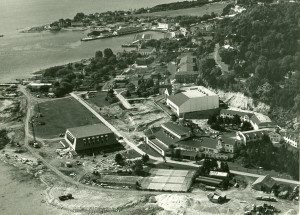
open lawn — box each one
[32,97,100,138]
[136,2,228,17]
[88,91,111,107]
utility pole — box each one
[30,120,36,143]
[37,101,41,116]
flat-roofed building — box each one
[166,86,219,117]
[209,171,229,179]
[64,124,117,152]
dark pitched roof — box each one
[175,71,198,76]
[177,137,218,149]
[250,114,274,127]
[221,136,237,146]
[67,124,112,138]
[162,122,191,136]
[241,130,268,140]
[148,128,179,146]
[252,175,276,188]
[167,93,189,106]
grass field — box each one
[136,2,228,17]
[88,91,111,107]
[32,97,100,139]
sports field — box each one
[136,2,228,17]
[32,97,100,139]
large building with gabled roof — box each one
[144,121,235,160]
[166,86,219,117]
[64,123,117,152]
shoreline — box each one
[0,29,162,84]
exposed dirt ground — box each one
[97,100,169,142]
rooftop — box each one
[67,123,112,139]
[220,109,254,117]
[251,114,275,127]
[167,93,190,106]
[177,136,218,149]
[180,86,217,96]
[252,175,276,187]
[162,122,191,137]
[182,90,206,98]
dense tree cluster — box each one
[207,113,253,131]
[136,77,159,97]
[197,4,300,128]
[199,158,230,175]
[135,0,217,14]
[0,130,10,150]
[237,135,299,180]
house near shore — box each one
[71,21,84,27]
[27,82,52,91]
[63,124,118,152]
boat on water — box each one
[0,35,4,37]
[81,27,148,42]
[121,43,138,48]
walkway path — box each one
[230,170,299,185]
[213,43,229,74]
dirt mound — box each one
[155,194,201,214]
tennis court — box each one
[140,169,196,192]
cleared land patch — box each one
[136,2,228,17]
[32,97,100,138]
[88,91,111,107]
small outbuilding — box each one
[252,175,276,192]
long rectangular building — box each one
[64,124,117,152]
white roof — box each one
[181,86,217,96]
[29,82,52,86]
[255,113,272,123]
[182,90,206,98]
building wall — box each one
[145,137,166,156]
[179,96,219,115]
[250,121,259,130]
[166,99,180,116]
[283,137,298,148]
[65,130,116,151]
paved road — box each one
[70,93,157,159]
[113,90,133,109]
[231,170,299,185]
